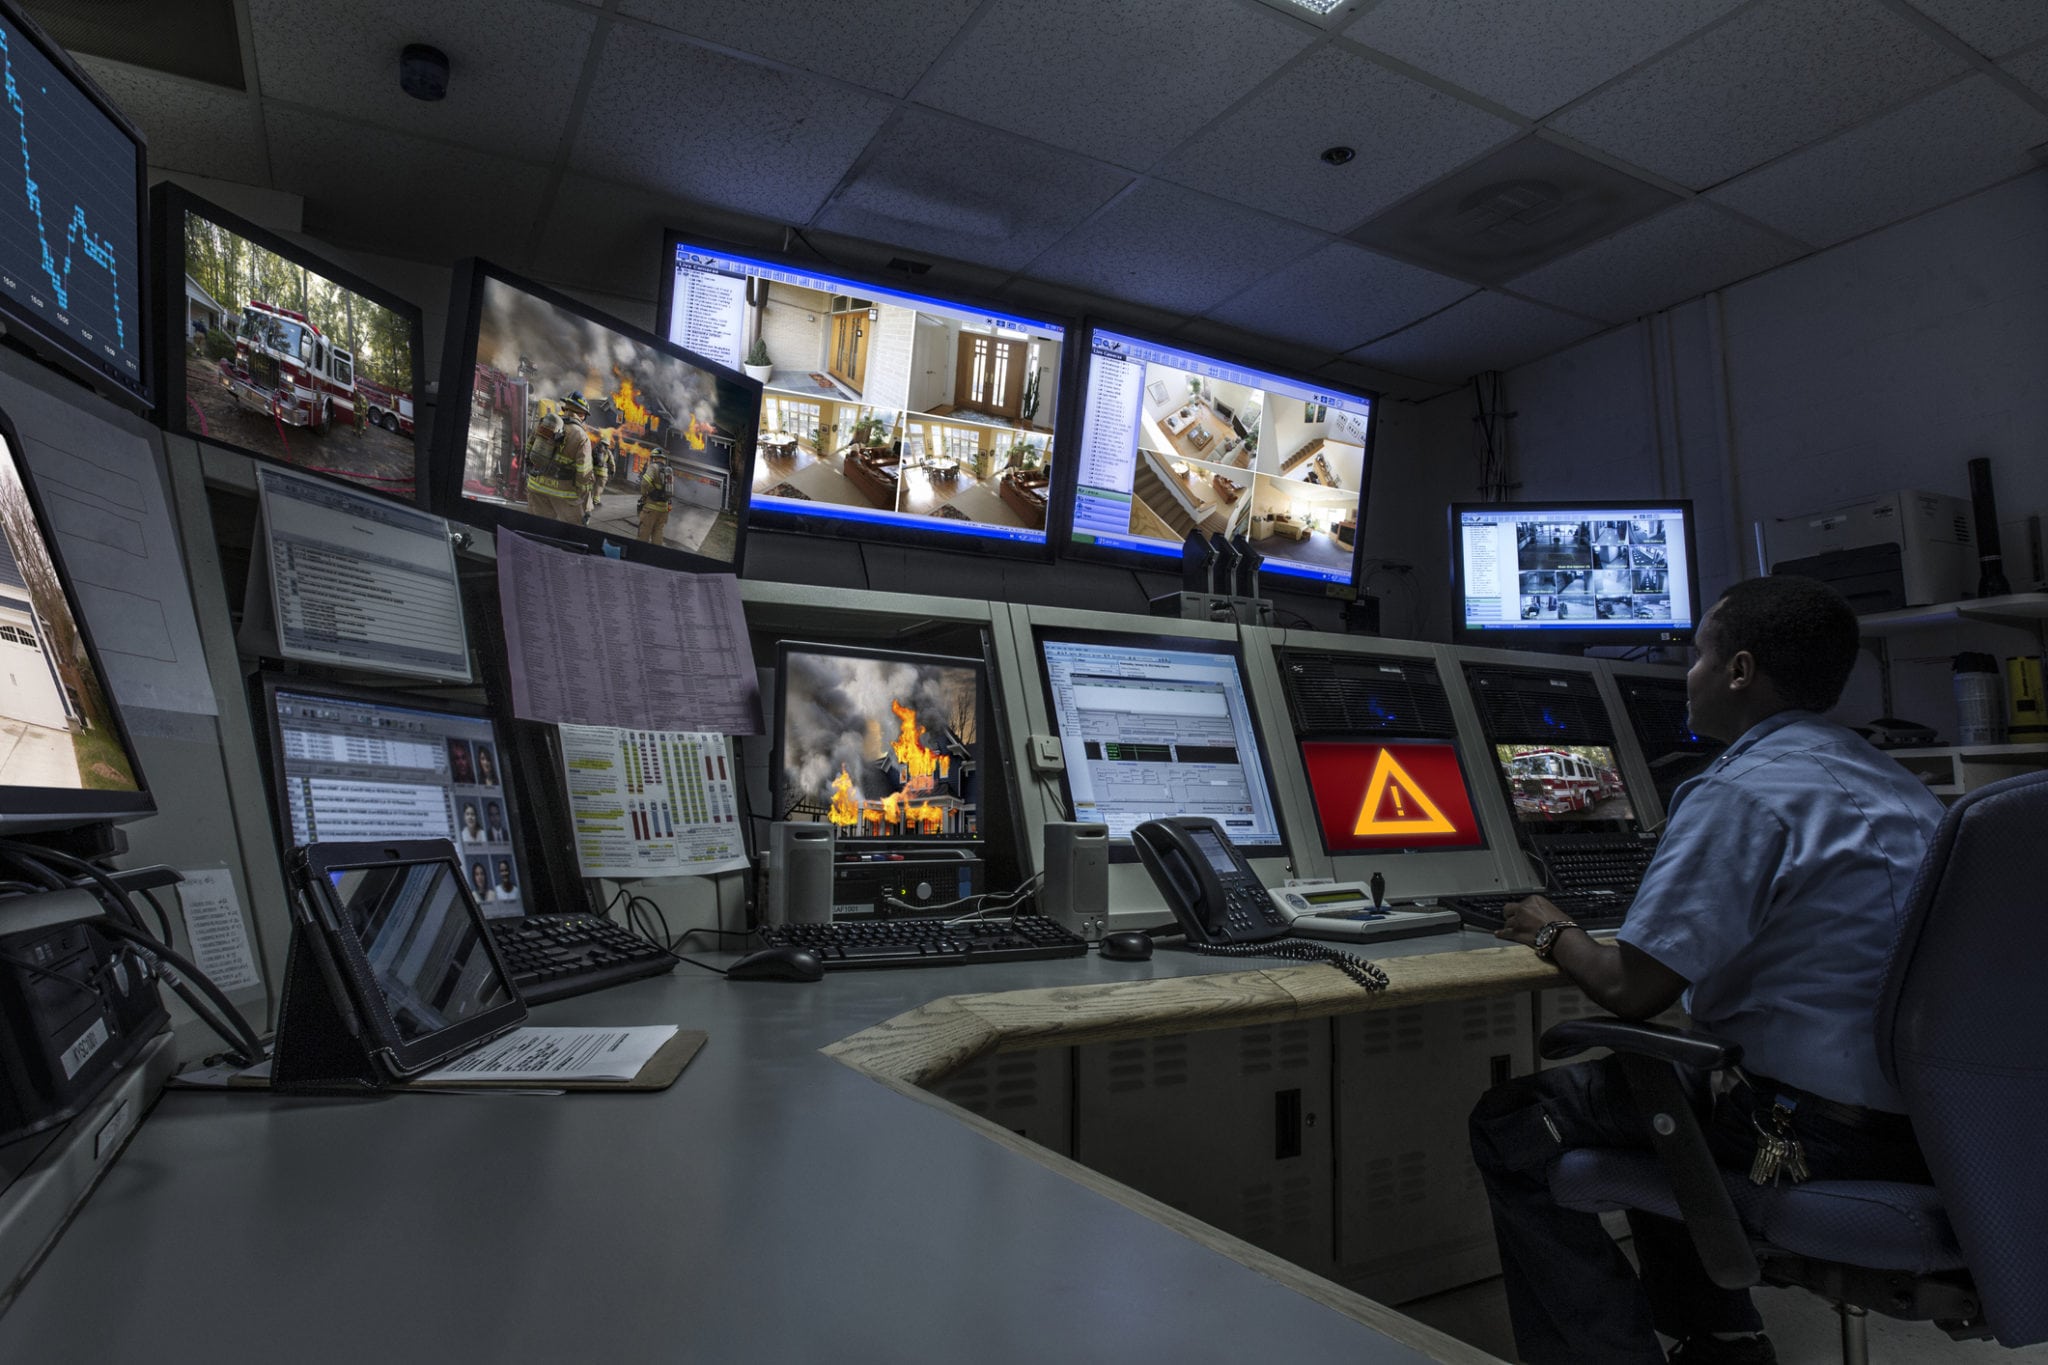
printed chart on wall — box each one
[558,725,747,877]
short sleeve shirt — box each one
[1616,711,1943,1111]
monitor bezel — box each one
[0,401,153,832]
[655,229,1072,564]
[769,638,993,851]
[150,183,429,506]
[1295,736,1493,859]
[1449,498,1702,649]
[429,256,761,575]
[0,4,152,414]
[1055,317,1379,596]
[1031,623,1293,864]
[253,673,541,917]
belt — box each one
[1738,1072,1915,1137]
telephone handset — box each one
[1129,817,1390,991]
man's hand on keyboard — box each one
[1496,894,1570,948]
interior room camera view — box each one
[1518,516,1672,622]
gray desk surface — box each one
[0,931,1516,1363]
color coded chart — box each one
[558,724,745,878]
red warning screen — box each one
[1300,741,1486,853]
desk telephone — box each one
[1129,817,1389,991]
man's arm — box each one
[1498,897,1688,1018]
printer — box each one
[1761,490,1974,612]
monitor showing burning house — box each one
[773,642,984,847]
[433,259,759,572]
[154,185,426,503]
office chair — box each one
[1535,768,2048,1365]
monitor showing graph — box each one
[0,9,149,408]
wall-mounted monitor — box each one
[1451,500,1700,648]
[432,258,759,573]
[1063,324,1376,592]
[0,405,150,833]
[657,234,1067,557]
[0,5,149,411]
[152,184,427,503]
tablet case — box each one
[270,922,390,1093]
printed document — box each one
[559,725,748,877]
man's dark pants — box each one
[1468,1056,1929,1365]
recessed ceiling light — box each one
[1321,146,1356,166]
[1250,0,1357,31]
[1275,0,1346,13]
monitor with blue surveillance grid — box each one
[1062,324,1376,593]
[659,233,1068,558]
[1451,500,1699,648]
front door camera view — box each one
[777,651,981,841]
[462,277,751,562]
[1493,744,1636,824]
[1071,330,1371,587]
[0,434,137,794]
[1460,509,1693,631]
[180,209,419,499]
[666,244,1061,545]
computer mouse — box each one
[726,946,824,982]
[1098,930,1154,962]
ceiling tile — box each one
[1171,318,1334,376]
[532,175,784,304]
[264,107,542,266]
[617,0,981,98]
[1346,291,1602,382]
[815,109,1132,271]
[1207,240,1474,352]
[570,25,895,225]
[1548,0,1970,190]
[2004,43,2048,99]
[1314,356,1451,402]
[1710,76,2048,248]
[993,276,1187,337]
[79,58,267,184]
[1507,200,1802,323]
[1345,0,1744,119]
[914,0,1314,171]
[1023,181,1325,317]
[1902,0,2048,58]
[1153,46,1517,232]
[247,0,596,161]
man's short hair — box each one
[1706,576,1860,713]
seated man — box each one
[1469,575,1942,1365]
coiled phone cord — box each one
[1184,936,1390,992]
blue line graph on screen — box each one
[0,25,127,351]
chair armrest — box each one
[1541,1016,1743,1072]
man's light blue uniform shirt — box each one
[1616,711,1943,1112]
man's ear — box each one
[1726,649,1758,691]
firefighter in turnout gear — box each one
[637,451,674,544]
[525,392,591,524]
[584,433,615,526]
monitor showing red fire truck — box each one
[1491,743,1637,825]
[454,270,756,567]
[162,188,423,501]
[773,641,984,847]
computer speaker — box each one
[1042,822,1109,937]
[766,823,834,925]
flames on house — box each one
[785,655,976,839]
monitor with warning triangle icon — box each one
[1298,741,1486,854]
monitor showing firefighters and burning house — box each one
[773,641,985,849]
[152,185,426,503]
[659,233,1066,559]
[433,258,760,572]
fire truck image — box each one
[219,300,357,435]
[355,377,414,436]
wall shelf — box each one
[1884,741,2048,799]
[1857,592,2048,637]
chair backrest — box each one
[1876,769,2048,1347]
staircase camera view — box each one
[1069,331,1372,586]
[178,209,420,500]
[666,244,1061,545]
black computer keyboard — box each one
[1438,890,1633,933]
[488,914,677,1005]
[1529,831,1658,894]
[758,914,1088,969]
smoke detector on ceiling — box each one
[401,44,449,102]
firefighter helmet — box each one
[560,391,589,418]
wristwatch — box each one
[1531,919,1581,961]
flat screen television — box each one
[1062,323,1376,593]
[431,258,759,573]
[0,4,149,412]
[151,184,427,504]
[1451,500,1700,648]
[0,402,150,832]
[657,233,1068,557]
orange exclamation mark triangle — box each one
[1353,750,1456,836]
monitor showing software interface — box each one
[1458,506,1694,633]
[1492,743,1638,826]
[269,687,529,916]
[663,240,1062,547]
[1039,634,1284,849]
[1068,329,1373,588]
